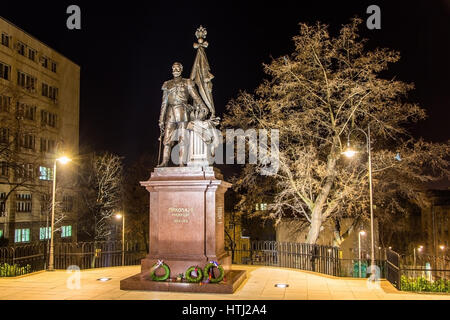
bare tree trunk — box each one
[306,152,338,244]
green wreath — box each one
[150,260,170,281]
[185,266,203,283]
[204,261,225,283]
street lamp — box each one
[343,124,376,276]
[115,213,125,266]
[48,156,72,271]
[358,230,366,278]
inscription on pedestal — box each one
[217,206,223,224]
[169,207,193,224]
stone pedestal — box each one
[120,166,246,293]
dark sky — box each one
[2,0,449,165]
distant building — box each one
[421,189,450,256]
[0,17,80,245]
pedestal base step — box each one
[120,270,247,294]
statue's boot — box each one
[157,146,171,167]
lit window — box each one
[0,229,3,238]
[61,225,72,238]
[255,203,268,211]
[39,166,53,181]
[14,228,30,243]
[39,227,51,240]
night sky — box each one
[2,0,449,165]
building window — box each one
[255,203,268,211]
[41,56,48,68]
[51,61,57,73]
[17,104,36,121]
[17,71,36,92]
[21,134,35,150]
[1,33,10,48]
[0,193,6,217]
[39,166,53,181]
[0,61,10,80]
[61,225,72,238]
[41,83,58,101]
[48,140,55,153]
[0,128,9,143]
[0,229,3,238]
[41,110,57,128]
[16,192,32,212]
[39,227,51,240]
[16,41,26,56]
[62,195,73,212]
[0,161,7,176]
[0,95,11,112]
[28,48,36,62]
[14,228,30,243]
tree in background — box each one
[223,18,449,245]
[122,153,154,253]
[77,152,123,241]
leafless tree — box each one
[122,153,153,253]
[223,18,450,245]
[78,152,124,241]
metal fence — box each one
[0,241,146,276]
[385,249,450,293]
[228,241,340,276]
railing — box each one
[0,243,46,276]
[0,241,146,276]
[386,249,401,289]
[228,241,340,276]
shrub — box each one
[401,275,450,293]
[0,263,32,277]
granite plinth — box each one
[119,166,246,293]
[120,269,247,294]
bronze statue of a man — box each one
[157,62,208,167]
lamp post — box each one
[343,124,376,276]
[358,230,366,277]
[115,213,125,266]
[48,156,71,271]
[439,245,445,274]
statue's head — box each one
[172,62,183,78]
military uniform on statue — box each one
[120,26,246,293]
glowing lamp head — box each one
[115,214,123,220]
[359,230,366,236]
[342,147,357,158]
[439,245,445,250]
[57,156,71,164]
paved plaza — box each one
[0,265,449,300]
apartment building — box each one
[0,17,80,245]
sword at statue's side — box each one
[157,125,164,166]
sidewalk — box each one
[0,265,448,300]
